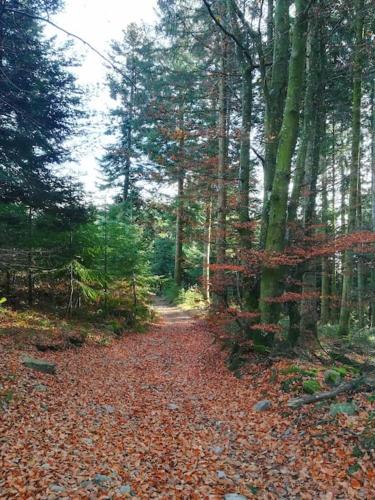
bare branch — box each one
[5,8,134,85]
[202,0,255,69]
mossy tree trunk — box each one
[338,0,364,337]
[260,0,290,249]
[214,32,229,309]
[259,0,309,344]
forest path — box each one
[1,302,373,498]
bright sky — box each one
[47,0,158,201]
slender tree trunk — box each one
[300,111,325,346]
[238,65,252,249]
[330,119,338,322]
[371,81,375,325]
[27,206,33,307]
[321,167,330,324]
[214,33,229,308]
[123,58,135,202]
[203,199,212,302]
[357,171,365,327]
[338,0,364,337]
[260,0,309,342]
[174,166,185,288]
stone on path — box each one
[93,474,112,485]
[34,384,48,392]
[253,400,271,411]
[22,356,56,374]
[117,484,132,494]
[49,484,65,493]
[167,403,178,410]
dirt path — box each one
[1,303,374,498]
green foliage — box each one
[324,369,342,386]
[151,237,175,278]
[332,366,347,377]
[177,286,206,310]
[303,380,321,394]
[280,365,317,377]
[163,280,181,303]
[253,344,270,354]
[281,376,303,393]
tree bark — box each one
[260,0,309,341]
[203,199,212,302]
[260,0,290,249]
[338,0,364,337]
[174,167,185,288]
[214,32,229,308]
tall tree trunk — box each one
[260,0,309,342]
[123,57,135,202]
[260,0,290,249]
[27,206,33,307]
[357,171,365,327]
[214,33,229,308]
[203,199,212,302]
[321,167,330,324]
[174,166,185,288]
[371,80,375,325]
[338,0,364,337]
[238,66,252,249]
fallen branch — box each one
[288,375,375,408]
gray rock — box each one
[167,403,178,410]
[224,494,247,500]
[217,470,226,479]
[80,480,94,488]
[82,438,93,446]
[330,402,357,416]
[253,400,271,411]
[93,474,112,485]
[102,405,115,414]
[50,484,65,493]
[34,384,48,392]
[117,484,132,495]
[211,445,223,454]
[22,356,56,375]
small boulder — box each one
[22,356,56,375]
[102,404,115,414]
[224,494,248,500]
[93,474,112,485]
[50,484,65,493]
[330,402,357,416]
[217,470,226,479]
[211,445,224,454]
[253,400,271,412]
[80,480,94,488]
[167,403,179,410]
[34,384,48,392]
[117,484,132,495]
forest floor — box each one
[1,300,374,499]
